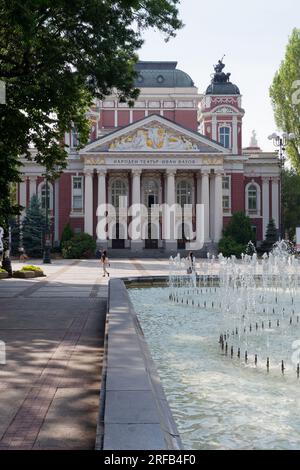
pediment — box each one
[80,115,228,154]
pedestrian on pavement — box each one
[101,250,110,277]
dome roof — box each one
[205,82,240,95]
[134,61,195,88]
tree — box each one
[0,0,182,228]
[270,28,300,170]
[282,169,300,240]
[218,212,254,258]
[60,223,74,248]
[22,195,48,257]
[259,218,278,254]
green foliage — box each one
[218,236,245,258]
[0,267,7,273]
[223,212,254,245]
[22,195,47,257]
[62,233,96,259]
[282,169,300,239]
[21,265,43,272]
[218,212,254,258]
[269,28,300,170]
[0,1,182,226]
[60,223,74,247]
[10,216,21,256]
[259,218,278,254]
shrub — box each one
[62,233,96,259]
[218,236,245,258]
[60,223,74,247]
[0,268,7,273]
[223,211,254,245]
[218,212,255,258]
[21,265,43,272]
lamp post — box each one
[268,132,296,240]
[43,173,51,264]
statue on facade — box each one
[212,56,231,84]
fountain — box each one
[129,240,300,449]
[168,241,300,378]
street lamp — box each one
[43,173,51,264]
[268,132,296,240]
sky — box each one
[138,0,300,151]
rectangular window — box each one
[71,129,80,148]
[223,195,230,212]
[222,176,230,190]
[72,176,83,212]
[222,175,231,213]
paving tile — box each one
[105,390,161,424]
[103,424,166,450]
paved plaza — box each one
[0,258,171,450]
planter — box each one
[33,271,46,277]
[0,272,9,279]
[13,271,36,279]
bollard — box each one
[225,342,228,355]
[277,319,280,327]
[255,354,258,366]
[267,357,270,371]
[237,348,240,359]
[281,360,285,374]
[297,364,300,379]
[231,346,233,358]
[245,351,248,363]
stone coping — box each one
[96,278,182,450]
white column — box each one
[19,178,27,216]
[97,170,107,247]
[196,172,202,205]
[84,171,94,236]
[201,171,210,242]
[132,169,141,206]
[232,116,238,154]
[262,177,270,239]
[212,116,217,141]
[164,170,177,252]
[29,176,37,201]
[272,177,279,229]
[131,169,143,251]
[214,173,223,243]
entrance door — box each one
[177,222,186,250]
[112,222,125,249]
[145,222,158,249]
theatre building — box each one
[18,60,280,254]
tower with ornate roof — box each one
[198,58,245,154]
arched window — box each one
[144,179,159,208]
[111,179,128,208]
[219,126,231,148]
[38,182,53,211]
[176,180,192,207]
[245,182,261,216]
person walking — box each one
[187,251,195,274]
[101,250,110,277]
